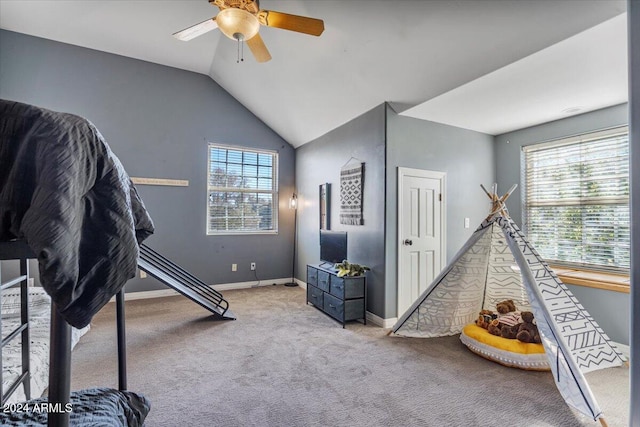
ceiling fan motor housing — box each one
[216,8,260,41]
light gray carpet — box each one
[70,285,629,427]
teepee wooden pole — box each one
[599,417,609,427]
[480,184,492,199]
[500,184,518,202]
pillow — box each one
[460,323,550,371]
[1,287,51,318]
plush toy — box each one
[476,309,496,329]
[487,299,521,338]
[516,311,541,344]
[334,260,370,277]
[496,299,517,314]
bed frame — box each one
[0,240,128,427]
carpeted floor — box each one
[70,285,629,427]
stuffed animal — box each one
[334,260,370,277]
[516,311,541,344]
[487,299,521,338]
[476,309,496,329]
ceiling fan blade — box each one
[172,17,218,41]
[246,33,272,63]
[257,10,324,36]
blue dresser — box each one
[306,264,366,328]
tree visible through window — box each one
[522,126,629,272]
[207,144,278,234]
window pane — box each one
[227,150,242,164]
[258,153,272,166]
[243,151,258,165]
[257,178,272,190]
[210,148,226,162]
[243,164,258,178]
[207,144,278,234]
[258,166,272,177]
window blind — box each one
[522,126,629,272]
[207,144,278,234]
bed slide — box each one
[137,244,236,320]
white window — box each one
[522,126,629,272]
[207,144,278,235]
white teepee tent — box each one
[391,184,626,425]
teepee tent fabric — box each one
[392,191,626,422]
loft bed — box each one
[1,263,90,406]
[0,99,155,426]
[0,242,147,426]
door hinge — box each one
[439,193,442,202]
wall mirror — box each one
[319,183,331,230]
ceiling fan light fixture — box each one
[216,8,260,41]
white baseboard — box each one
[115,281,396,331]
[366,311,397,328]
[119,288,179,301]
[613,342,630,359]
[213,277,293,291]
[112,277,294,302]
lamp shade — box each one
[289,194,298,210]
[216,8,260,41]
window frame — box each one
[206,143,279,236]
[521,125,629,274]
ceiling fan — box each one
[173,0,325,63]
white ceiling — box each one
[0,0,628,147]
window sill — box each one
[550,266,630,294]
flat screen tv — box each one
[320,230,347,266]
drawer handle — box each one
[329,304,336,308]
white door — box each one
[397,168,446,317]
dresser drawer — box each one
[307,266,318,286]
[307,285,324,308]
[323,293,344,322]
[329,275,365,299]
[317,270,330,292]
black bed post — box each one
[19,258,31,401]
[48,304,71,427]
[116,289,127,391]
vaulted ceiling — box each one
[0,0,628,147]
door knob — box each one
[403,239,413,246]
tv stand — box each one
[306,264,366,328]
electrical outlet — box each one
[232,263,237,272]
[464,217,470,229]
[140,270,147,279]
[251,262,256,271]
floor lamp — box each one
[285,193,298,287]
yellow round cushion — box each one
[460,324,550,371]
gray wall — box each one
[0,30,295,292]
[494,103,630,345]
[385,105,495,318]
[296,105,386,318]
[628,1,639,424]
